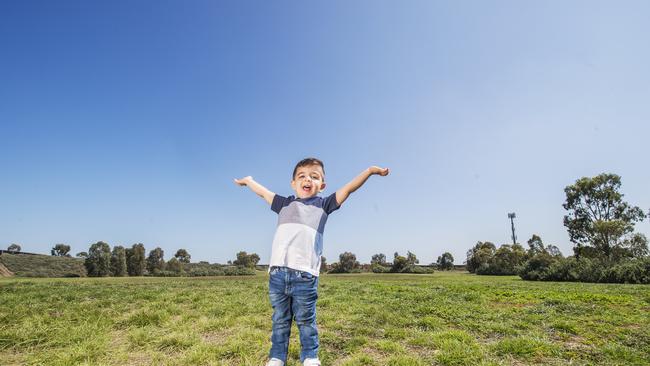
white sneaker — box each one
[303,359,321,366]
[266,358,284,366]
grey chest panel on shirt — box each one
[278,201,328,233]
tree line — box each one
[324,250,455,274]
[4,241,263,277]
[465,173,650,284]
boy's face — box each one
[291,164,326,199]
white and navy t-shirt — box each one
[269,193,340,276]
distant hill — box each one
[0,253,87,277]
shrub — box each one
[518,253,557,281]
[519,256,650,284]
[400,265,433,274]
[223,266,256,276]
[371,263,391,273]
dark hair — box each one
[292,157,325,179]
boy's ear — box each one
[319,182,326,192]
[291,180,297,191]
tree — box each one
[563,173,646,260]
[527,235,545,257]
[627,233,649,258]
[85,241,112,277]
[7,244,21,253]
[320,256,327,273]
[526,234,562,258]
[76,251,88,258]
[371,253,387,266]
[436,252,454,270]
[487,244,527,275]
[465,242,496,273]
[111,246,127,277]
[126,243,146,276]
[166,257,183,275]
[613,233,649,260]
[546,245,562,257]
[339,252,360,272]
[174,249,191,264]
[391,252,408,273]
[330,252,360,273]
[233,251,261,268]
[147,247,165,274]
[51,243,71,257]
[406,251,419,265]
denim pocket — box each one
[299,271,314,281]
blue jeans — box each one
[268,266,319,362]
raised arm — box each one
[234,176,275,205]
[335,166,389,206]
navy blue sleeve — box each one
[322,193,341,215]
[271,194,286,213]
[271,194,294,213]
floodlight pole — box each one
[508,212,517,245]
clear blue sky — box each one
[2,1,649,265]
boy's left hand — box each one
[369,166,390,176]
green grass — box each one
[1,272,649,365]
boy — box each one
[234,157,389,366]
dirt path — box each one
[0,261,14,277]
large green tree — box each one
[166,257,183,275]
[232,251,261,268]
[111,246,127,277]
[563,173,646,260]
[330,252,360,273]
[174,249,191,264]
[526,234,563,257]
[436,252,454,271]
[371,253,387,266]
[51,243,71,257]
[126,243,146,276]
[465,241,496,273]
[7,243,21,253]
[146,247,165,274]
[85,241,112,277]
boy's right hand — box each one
[234,176,253,186]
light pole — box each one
[508,212,517,245]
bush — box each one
[519,256,650,284]
[518,253,557,281]
[601,258,650,284]
[223,266,256,276]
[155,270,182,277]
[186,267,225,276]
[371,263,391,273]
[399,265,433,274]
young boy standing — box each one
[235,157,389,366]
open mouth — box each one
[302,185,312,192]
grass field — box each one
[1,272,649,366]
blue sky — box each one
[1,1,649,265]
